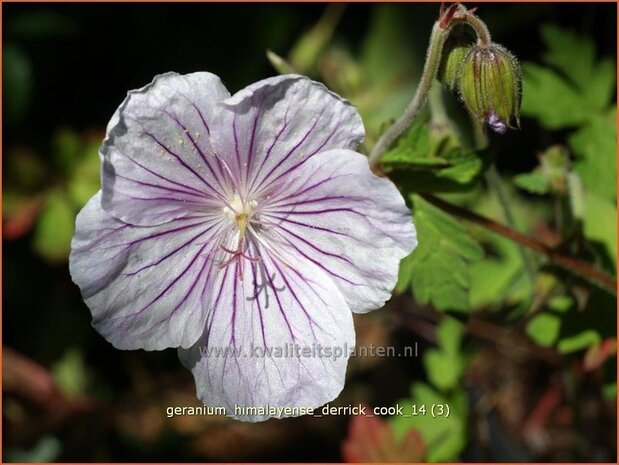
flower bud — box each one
[437,25,474,91]
[457,43,521,133]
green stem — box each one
[485,164,538,287]
[368,21,448,168]
[369,8,494,168]
[428,81,449,125]
[472,116,489,150]
[452,11,492,47]
[472,116,537,287]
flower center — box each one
[223,193,258,235]
[220,193,260,279]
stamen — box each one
[218,193,262,280]
[218,243,261,281]
[220,245,261,262]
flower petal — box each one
[209,75,364,197]
[101,72,233,226]
[258,149,417,313]
[178,238,355,422]
[70,191,225,350]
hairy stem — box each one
[421,193,617,295]
[368,21,448,168]
[369,8,494,168]
[428,81,449,125]
[452,11,492,47]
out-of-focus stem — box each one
[422,193,617,295]
[472,117,537,287]
[484,164,537,287]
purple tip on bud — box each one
[458,42,521,134]
[487,112,507,134]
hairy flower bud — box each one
[438,25,474,91]
[457,43,521,133]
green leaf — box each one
[547,295,574,313]
[528,291,614,353]
[469,235,530,310]
[526,313,561,347]
[67,146,101,207]
[466,187,540,311]
[522,25,615,129]
[32,190,75,263]
[395,250,415,293]
[583,190,617,266]
[382,123,484,191]
[513,172,549,195]
[52,348,89,397]
[585,57,616,111]
[521,63,592,128]
[436,148,483,184]
[435,317,465,354]
[540,25,615,110]
[558,330,601,354]
[391,383,467,462]
[424,351,464,392]
[381,124,436,166]
[513,145,570,196]
[402,196,484,312]
[570,110,617,202]
[424,318,466,391]
[540,25,596,88]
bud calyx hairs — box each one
[457,43,521,133]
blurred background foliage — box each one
[3,3,617,462]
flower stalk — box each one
[368,21,448,169]
[452,10,491,47]
[368,5,496,168]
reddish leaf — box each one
[341,406,425,462]
[3,194,45,240]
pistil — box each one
[219,194,261,280]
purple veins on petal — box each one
[70,72,417,422]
